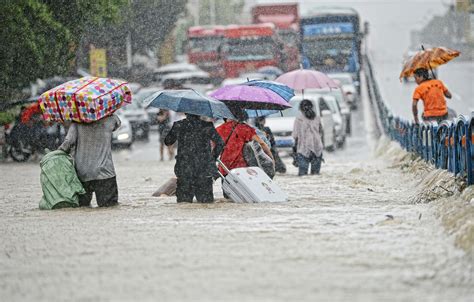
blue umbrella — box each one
[144,89,235,120]
[243,80,294,101]
[241,80,293,118]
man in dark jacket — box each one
[164,114,224,203]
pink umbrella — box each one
[275,69,339,97]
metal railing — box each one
[364,55,474,185]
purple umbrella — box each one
[210,85,291,110]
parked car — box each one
[160,71,213,93]
[306,89,346,148]
[328,73,359,109]
[112,113,133,149]
[133,86,162,125]
[118,101,150,140]
[316,87,352,135]
[265,93,336,152]
[220,77,248,86]
[153,63,201,83]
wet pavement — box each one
[1,104,473,301]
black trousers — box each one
[176,176,214,203]
[79,176,119,207]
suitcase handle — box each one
[217,159,231,174]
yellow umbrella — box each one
[399,46,460,79]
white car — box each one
[112,113,133,149]
[328,73,359,109]
[317,94,346,148]
[265,93,336,151]
[161,71,213,93]
[118,101,151,140]
[153,63,200,82]
[133,87,163,125]
[316,87,352,136]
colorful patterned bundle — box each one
[38,77,132,123]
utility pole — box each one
[126,0,133,69]
[192,0,200,26]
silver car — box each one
[112,113,133,149]
[265,94,336,152]
[118,101,151,140]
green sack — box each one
[39,150,85,210]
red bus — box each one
[220,23,283,78]
[252,4,300,71]
[187,26,225,78]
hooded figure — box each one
[164,114,224,203]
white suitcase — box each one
[218,160,288,203]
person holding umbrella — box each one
[145,89,235,203]
[412,68,452,124]
[164,114,224,203]
[216,107,274,176]
[399,46,459,124]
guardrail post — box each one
[467,117,474,185]
[448,123,456,173]
[454,116,468,177]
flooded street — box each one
[1,107,473,301]
[2,0,474,301]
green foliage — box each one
[0,0,72,101]
[0,111,15,125]
[0,0,127,104]
[128,0,187,53]
[0,0,188,104]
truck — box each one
[220,23,283,78]
[251,3,300,71]
[300,7,363,90]
[186,26,225,79]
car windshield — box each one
[330,75,352,85]
[267,99,302,118]
[279,31,298,46]
[323,98,340,113]
[302,38,353,71]
[224,37,275,61]
[134,90,159,104]
[188,36,222,53]
[317,89,344,105]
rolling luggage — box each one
[218,160,287,203]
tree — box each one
[0,0,127,103]
[0,0,72,102]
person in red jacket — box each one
[216,108,273,175]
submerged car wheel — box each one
[9,141,32,162]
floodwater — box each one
[1,103,473,301]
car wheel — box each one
[10,142,32,162]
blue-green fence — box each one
[364,55,473,185]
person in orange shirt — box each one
[412,68,452,124]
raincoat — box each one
[39,150,85,210]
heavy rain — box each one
[1,0,473,301]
